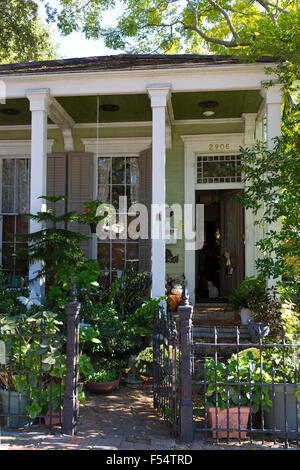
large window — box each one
[97,156,139,284]
[0,158,30,276]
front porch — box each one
[0,55,283,304]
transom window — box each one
[1,158,30,277]
[197,154,242,184]
[97,156,139,284]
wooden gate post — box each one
[62,283,80,436]
[178,289,193,442]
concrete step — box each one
[193,305,236,322]
[193,325,249,339]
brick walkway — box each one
[0,387,295,450]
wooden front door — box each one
[220,191,245,297]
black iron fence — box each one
[194,328,300,448]
[0,287,80,435]
[153,306,179,437]
[154,297,300,447]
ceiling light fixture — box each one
[99,104,120,112]
[0,108,21,116]
[198,100,219,109]
[203,110,215,117]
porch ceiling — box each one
[0,90,262,126]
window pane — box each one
[112,243,125,270]
[98,185,110,204]
[126,243,139,267]
[3,215,15,242]
[15,159,30,213]
[112,185,125,209]
[126,157,139,185]
[16,215,28,235]
[3,159,14,185]
[2,185,14,213]
[98,158,111,185]
[98,243,110,271]
[112,157,125,184]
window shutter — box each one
[138,147,152,273]
[68,152,94,259]
[47,153,67,228]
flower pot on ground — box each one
[208,407,250,439]
[0,389,30,428]
[240,307,253,326]
[247,321,270,343]
[264,384,300,439]
[86,369,120,394]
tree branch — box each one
[185,0,249,47]
[206,0,239,38]
[256,0,277,24]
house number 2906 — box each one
[209,143,230,151]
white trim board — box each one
[81,137,152,156]
[2,64,277,99]
[0,139,54,155]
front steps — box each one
[191,304,251,375]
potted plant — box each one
[87,369,120,394]
[203,349,273,439]
[228,276,266,325]
[77,200,108,233]
[262,307,300,438]
[0,312,64,428]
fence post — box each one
[62,283,80,436]
[178,288,193,442]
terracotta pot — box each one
[168,292,182,312]
[44,409,62,426]
[44,400,80,426]
[208,407,250,439]
[87,377,120,394]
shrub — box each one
[228,275,266,310]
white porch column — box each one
[261,84,283,289]
[26,89,50,298]
[242,113,257,278]
[147,85,171,299]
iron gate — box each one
[153,307,179,437]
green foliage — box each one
[238,132,300,306]
[0,311,65,419]
[106,267,151,319]
[228,275,266,310]
[134,347,153,378]
[21,196,94,303]
[127,297,166,337]
[248,288,298,341]
[203,350,274,413]
[87,369,117,383]
[49,260,101,308]
[0,0,57,64]
[80,302,134,359]
[45,0,299,59]
[78,354,95,382]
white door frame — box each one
[181,133,246,305]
